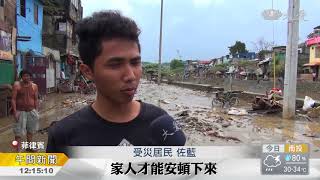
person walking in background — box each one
[11,70,39,152]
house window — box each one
[0,0,4,7]
[34,3,38,24]
[55,22,59,31]
[315,46,320,58]
[20,0,26,17]
[56,22,66,31]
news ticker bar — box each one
[0,144,313,176]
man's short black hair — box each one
[76,10,141,69]
[19,69,32,78]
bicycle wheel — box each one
[228,97,239,107]
[212,98,223,108]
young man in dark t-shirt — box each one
[46,11,186,153]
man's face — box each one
[21,74,31,83]
[88,38,142,104]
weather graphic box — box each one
[261,144,309,175]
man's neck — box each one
[21,81,31,86]
[92,94,140,123]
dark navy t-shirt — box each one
[46,101,186,153]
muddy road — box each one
[137,80,320,157]
[0,80,320,157]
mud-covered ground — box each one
[0,79,320,157]
[137,80,320,157]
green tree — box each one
[143,63,158,71]
[170,59,184,70]
[251,37,273,60]
[228,41,248,55]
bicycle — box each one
[211,91,242,108]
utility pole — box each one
[177,49,182,60]
[283,0,300,119]
[157,0,164,85]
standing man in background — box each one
[11,70,40,152]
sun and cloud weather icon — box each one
[263,155,281,168]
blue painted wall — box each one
[16,0,43,54]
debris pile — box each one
[300,96,320,120]
[307,107,320,118]
[62,98,94,108]
[228,107,248,116]
[251,97,282,114]
[174,109,244,143]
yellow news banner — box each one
[0,153,68,166]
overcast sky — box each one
[81,0,320,62]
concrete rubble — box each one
[62,98,94,108]
[173,107,247,143]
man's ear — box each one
[79,64,94,81]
